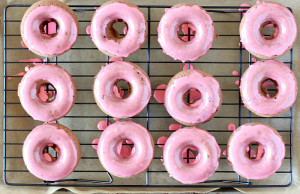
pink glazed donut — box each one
[163,127,221,184]
[227,123,285,179]
[23,124,81,181]
[240,60,297,117]
[21,0,79,57]
[165,69,222,125]
[90,0,147,57]
[240,2,297,59]
[18,64,76,122]
[157,4,214,62]
[93,61,151,118]
[97,121,154,177]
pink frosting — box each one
[153,84,167,103]
[23,124,80,181]
[227,123,285,179]
[97,121,154,177]
[240,2,297,59]
[18,64,76,122]
[157,5,214,62]
[22,5,78,56]
[91,2,146,57]
[240,60,297,116]
[93,61,151,118]
[164,70,221,125]
[163,127,221,184]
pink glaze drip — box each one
[235,80,240,86]
[112,85,125,99]
[158,5,214,62]
[21,41,28,48]
[232,71,239,76]
[97,120,111,131]
[157,136,168,148]
[251,58,257,62]
[182,147,196,163]
[182,63,194,70]
[109,57,123,62]
[169,123,182,131]
[165,70,221,125]
[223,149,227,156]
[239,3,251,16]
[113,117,120,121]
[86,25,91,36]
[38,85,53,102]
[91,2,147,57]
[43,21,57,35]
[117,143,133,158]
[240,60,297,116]
[181,23,195,42]
[227,123,285,179]
[228,123,236,131]
[92,138,99,150]
[154,84,167,103]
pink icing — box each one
[251,58,257,62]
[169,123,182,131]
[222,149,227,156]
[181,23,195,42]
[182,63,194,70]
[232,71,239,76]
[158,5,214,62]
[23,124,80,181]
[97,120,111,131]
[91,2,147,57]
[182,147,196,163]
[239,3,251,16]
[154,84,167,103]
[163,127,221,184]
[164,70,221,125]
[235,80,240,86]
[43,21,57,35]
[22,4,78,56]
[18,64,76,122]
[109,57,123,62]
[113,117,120,121]
[227,123,285,179]
[92,138,99,149]
[157,136,168,148]
[240,2,297,59]
[228,123,236,131]
[21,40,28,48]
[93,61,151,118]
[86,25,91,36]
[240,60,297,116]
[97,121,154,177]
[112,85,125,99]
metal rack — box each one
[3,4,293,188]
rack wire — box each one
[3,4,293,188]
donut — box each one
[157,4,214,62]
[163,127,221,184]
[18,64,76,122]
[93,61,151,118]
[164,69,222,125]
[240,2,297,59]
[240,60,297,117]
[21,0,79,57]
[97,121,154,177]
[226,123,285,179]
[90,0,147,57]
[23,124,81,181]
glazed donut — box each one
[21,0,79,57]
[157,4,214,62]
[90,0,147,57]
[164,69,222,125]
[240,2,297,59]
[18,64,76,122]
[23,124,81,181]
[240,60,297,117]
[97,121,154,177]
[163,127,221,184]
[93,61,151,118]
[227,123,285,179]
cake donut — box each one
[163,127,221,184]
[240,2,297,59]
[165,69,222,125]
[97,121,154,177]
[157,4,214,62]
[90,0,147,57]
[240,60,297,117]
[18,64,76,122]
[226,123,285,179]
[93,61,151,118]
[21,0,79,57]
[23,124,81,181]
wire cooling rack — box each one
[3,4,293,188]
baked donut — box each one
[93,61,151,118]
[21,0,79,57]
[97,121,154,177]
[226,123,285,179]
[157,4,214,62]
[240,2,297,59]
[240,60,297,117]
[23,124,81,181]
[18,64,76,122]
[90,0,147,57]
[163,127,221,184]
[164,69,222,125]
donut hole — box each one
[39,19,59,38]
[182,146,199,165]
[106,19,128,40]
[42,144,60,162]
[116,139,135,159]
[260,21,278,40]
[113,79,131,99]
[183,88,201,107]
[260,78,278,98]
[245,143,265,160]
[37,82,56,103]
[177,23,196,42]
